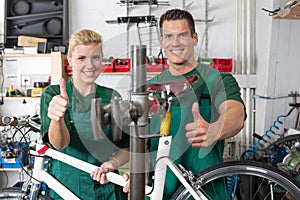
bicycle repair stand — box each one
[128,45,148,200]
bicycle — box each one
[1,117,300,200]
[1,77,300,199]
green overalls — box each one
[147,64,245,199]
[40,81,128,200]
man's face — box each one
[160,19,198,66]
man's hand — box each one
[185,102,217,148]
[47,78,69,121]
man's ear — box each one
[193,32,199,45]
[159,36,163,48]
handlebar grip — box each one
[160,111,172,136]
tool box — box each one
[0,142,29,168]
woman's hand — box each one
[90,161,117,184]
[122,172,130,193]
[48,79,69,122]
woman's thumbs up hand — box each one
[47,78,69,121]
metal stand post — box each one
[129,45,148,200]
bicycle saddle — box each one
[146,74,199,96]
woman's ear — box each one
[67,57,72,67]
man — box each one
[145,8,246,199]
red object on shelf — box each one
[212,58,232,72]
[100,57,169,73]
[101,63,114,72]
[146,58,169,72]
[101,58,130,73]
[114,58,130,72]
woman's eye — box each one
[78,57,85,61]
[93,56,101,60]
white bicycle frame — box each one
[29,136,207,200]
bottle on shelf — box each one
[6,84,16,97]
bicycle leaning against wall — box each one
[1,76,300,200]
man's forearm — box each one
[213,100,245,140]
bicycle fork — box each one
[149,136,208,200]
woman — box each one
[40,29,129,200]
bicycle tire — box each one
[265,134,300,152]
[0,187,51,200]
[171,160,300,200]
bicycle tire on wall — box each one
[171,160,300,200]
[0,187,51,200]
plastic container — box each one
[212,58,233,72]
[146,58,169,72]
[114,58,130,72]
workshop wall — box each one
[69,0,236,59]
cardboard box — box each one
[18,36,47,47]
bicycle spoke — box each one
[171,161,300,200]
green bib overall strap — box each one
[199,72,220,122]
[65,81,102,123]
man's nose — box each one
[172,35,181,44]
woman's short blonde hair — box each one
[67,29,103,58]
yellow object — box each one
[160,111,172,136]
[7,84,16,96]
[31,88,44,97]
[18,35,47,47]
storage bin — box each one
[212,58,233,72]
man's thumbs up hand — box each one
[47,78,69,121]
[185,102,211,148]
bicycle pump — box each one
[129,45,148,200]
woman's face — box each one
[69,43,103,85]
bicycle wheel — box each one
[171,160,300,200]
[265,134,300,152]
[0,187,51,200]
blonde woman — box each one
[40,29,129,200]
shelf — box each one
[0,168,22,172]
[273,2,300,19]
[6,11,63,20]
[3,54,52,58]
[4,0,68,48]
[1,97,40,99]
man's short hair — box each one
[159,9,196,35]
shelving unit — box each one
[106,0,170,58]
[273,1,300,19]
[4,0,69,48]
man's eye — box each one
[180,33,188,38]
[164,34,172,39]
[78,57,85,61]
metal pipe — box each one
[131,45,147,93]
[129,45,148,200]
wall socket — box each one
[21,76,31,87]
